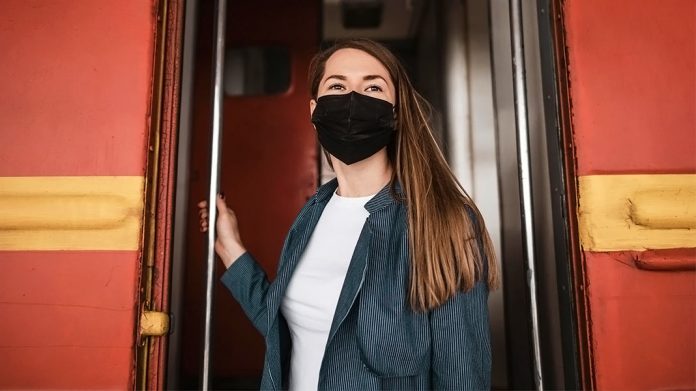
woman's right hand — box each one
[197,194,247,269]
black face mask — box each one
[311,91,396,165]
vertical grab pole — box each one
[509,0,544,389]
[202,0,227,389]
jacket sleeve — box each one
[429,280,492,390]
[220,251,270,336]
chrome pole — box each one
[202,0,227,389]
[509,0,544,389]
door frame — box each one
[536,0,592,389]
[135,0,186,389]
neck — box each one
[331,149,393,197]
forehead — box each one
[322,48,392,82]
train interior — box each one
[167,1,571,389]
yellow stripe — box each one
[578,174,696,251]
[0,176,144,250]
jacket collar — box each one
[312,176,404,213]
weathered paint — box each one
[140,310,171,336]
[584,251,696,390]
[0,0,156,388]
[578,174,696,251]
[563,0,696,389]
[632,248,696,272]
[141,0,185,389]
[564,1,696,176]
[0,1,155,177]
[0,176,144,250]
[0,252,140,388]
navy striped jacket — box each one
[221,177,492,390]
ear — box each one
[309,99,317,117]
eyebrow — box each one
[323,74,388,84]
[363,75,387,83]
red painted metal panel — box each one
[1,347,132,389]
[564,0,696,176]
[563,1,696,389]
[0,1,157,388]
[584,251,696,390]
[0,252,140,389]
[0,0,155,176]
[180,0,319,382]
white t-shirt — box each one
[280,188,375,391]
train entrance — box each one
[168,1,320,389]
[166,0,575,389]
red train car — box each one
[0,0,693,390]
[560,2,695,389]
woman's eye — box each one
[365,85,383,92]
[328,83,345,91]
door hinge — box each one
[139,310,170,337]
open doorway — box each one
[166,1,567,389]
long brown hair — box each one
[308,39,499,311]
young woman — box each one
[199,38,499,390]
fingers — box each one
[215,195,229,215]
[199,209,208,232]
[199,194,232,233]
[198,199,209,232]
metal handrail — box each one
[201,0,227,389]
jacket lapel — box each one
[325,221,372,344]
[325,178,403,345]
[266,178,339,327]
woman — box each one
[199,38,499,390]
